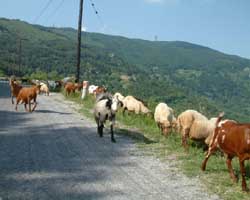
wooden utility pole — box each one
[17,37,27,77]
[18,37,22,77]
[76,0,84,83]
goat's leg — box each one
[32,97,37,112]
[201,143,217,171]
[98,124,103,137]
[157,123,163,135]
[15,99,20,111]
[181,128,189,151]
[32,102,37,112]
[27,98,32,112]
[110,124,116,143]
[24,103,28,111]
[226,155,237,183]
[239,158,248,192]
[157,122,160,129]
[122,107,127,116]
[11,94,14,104]
[160,124,164,135]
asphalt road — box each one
[0,82,219,200]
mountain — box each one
[1,18,250,121]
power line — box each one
[33,0,54,23]
[44,0,65,23]
[88,0,104,25]
[88,0,113,34]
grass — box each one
[62,91,250,200]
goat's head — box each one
[35,83,42,94]
[111,96,119,112]
[161,120,172,135]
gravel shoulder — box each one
[0,84,220,200]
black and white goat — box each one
[94,93,123,142]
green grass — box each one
[63,91,250,200]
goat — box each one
[15,84,41,112]
[154,103,176,136]
[64,82,76,96]
[201,112,250,191]
[94,93,122,143]
[9,78,22,104]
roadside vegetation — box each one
[63,91,250,200]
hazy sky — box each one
[0,0,249,58]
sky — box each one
[0,0,250,58]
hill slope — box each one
[1,18,250,121]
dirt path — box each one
[0,83,220,200]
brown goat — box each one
[15,85,41,112]
[64,82,76,96]
[74,83,83,92]
[93,86,107,98]
[9,79,22,104]
[201,113,250,191]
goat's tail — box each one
[209,112,224,147]
[216,112,224,128]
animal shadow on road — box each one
[35,109,72,115]
[0,115,145,199]
[116,128,156,144]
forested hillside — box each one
[1,18,250,121]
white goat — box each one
[177,109,207,149]
[154,102,176,136]
[122,95,151,115]
[114,92,125,102]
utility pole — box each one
[76,0,84,83]
[18,37,22,77]
[17,37,27,77]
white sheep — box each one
[94,94,122,143]
[122,95,151,115]
[154,103,176,136]
[177,109,207,149]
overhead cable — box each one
[33,0,54,23]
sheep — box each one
[177,109,207,150]
[9,78,22,104]
[81,81,89,99]
[94,94,122,143]
[40,82,50,96]
[122,95,151,115]
[154,103,176,136]
[15,84,41,112]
